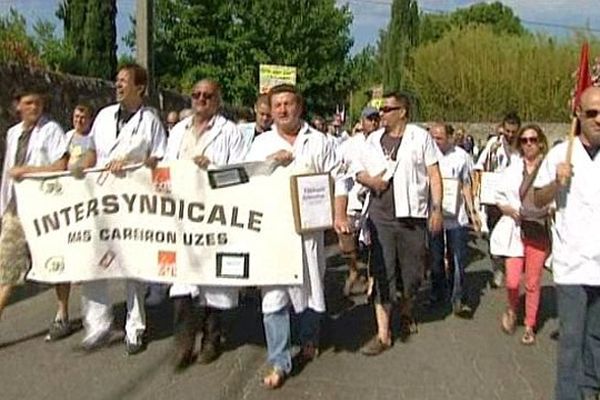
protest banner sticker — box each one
[15,160,303,286]
[290,173,334,234]
[259,64,297,94]
[442,178,461,217]
[479,171,503,205]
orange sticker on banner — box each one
[158,250,176,277]
[152,167,172,193]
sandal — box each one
[501,310,516,335]
[262,367,286,390]
[521,327,536,345]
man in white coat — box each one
[0,87,68,323]
[474,112,520,288]
[245,84,350,388]
[534,86,600,400]
[78,63,167,354]
[166,79,247,369]
[356,92,443,355]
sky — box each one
[2,0,600,55]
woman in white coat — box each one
[490,124,551,345]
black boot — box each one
[172,296,197,370]
[198,307,222,365]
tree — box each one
[82,0,117,80]
[380,0,420,92]
[420,1,526,45]
[138,0,354,115]
[0,9,40,67]
[56,0,117,80]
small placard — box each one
[207,167,249,189]
[442,178,460,217]
[216,253,249,279]
[290,173,334,234]
[479,172,503,205]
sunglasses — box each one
[379,106,402,114]
[191,91,214,100]
[519,136,539,145]
[583,109,600,119]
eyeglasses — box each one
[191,91,214,100]
[583,109,600,119]
[519,136,539,145]
[379,106,402,114]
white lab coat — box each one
[245,122,347,314]
[489,157,525,258]
[167,114,246,309]
[237,121,257,157]
[474,135,515,173]
[358,125,440,219]
[81,103,167,345]
[89,104,166,166]
[534,138,600,285]
[1,117,67,215]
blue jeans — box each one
[263,307,292,374]
[556,285,600,400]
[429,227,468,304]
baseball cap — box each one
[361,106,379,119]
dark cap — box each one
[361,106,379,119]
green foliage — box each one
[380,0,419,92]
[420,1,526,45]
[57,0,117,79]
[0,9,41,67]
[82,0,117,80]
[32,20,78,72]
[140,0,353,114]
[405,26,596,121]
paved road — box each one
[0,237,557,400]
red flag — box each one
[572,41,593,113]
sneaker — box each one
[452,300,472,319]
[399,315,418,342]
[125,334,146,356]
[78,330,112,353]
[45,319,72,342]
[491,270,504,289]
[360,336,392,356]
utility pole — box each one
[136,0,154,100]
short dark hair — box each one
[74,103,93,116]
[13,87,47,102]
[255,93,270,108]
[118,63,148,90]
[383,91,411,117]
[268,84,304,111]
[503,111,521,127]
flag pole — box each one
[563,41,592,185]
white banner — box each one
[14,161,304,286]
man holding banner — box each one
[534,86,600,400]
[78,63,167,354]
[246,84,349,389]
[0,88,68,323]
[165,78,247,368]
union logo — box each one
[158,250,176,277]
[152,167,172,193]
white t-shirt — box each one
[339,132,368,212]
[438,145,472,229]
[534,137,600,285]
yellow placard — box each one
[259,64,297,94]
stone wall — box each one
[440,122,571,147]
[0,62,190,161]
